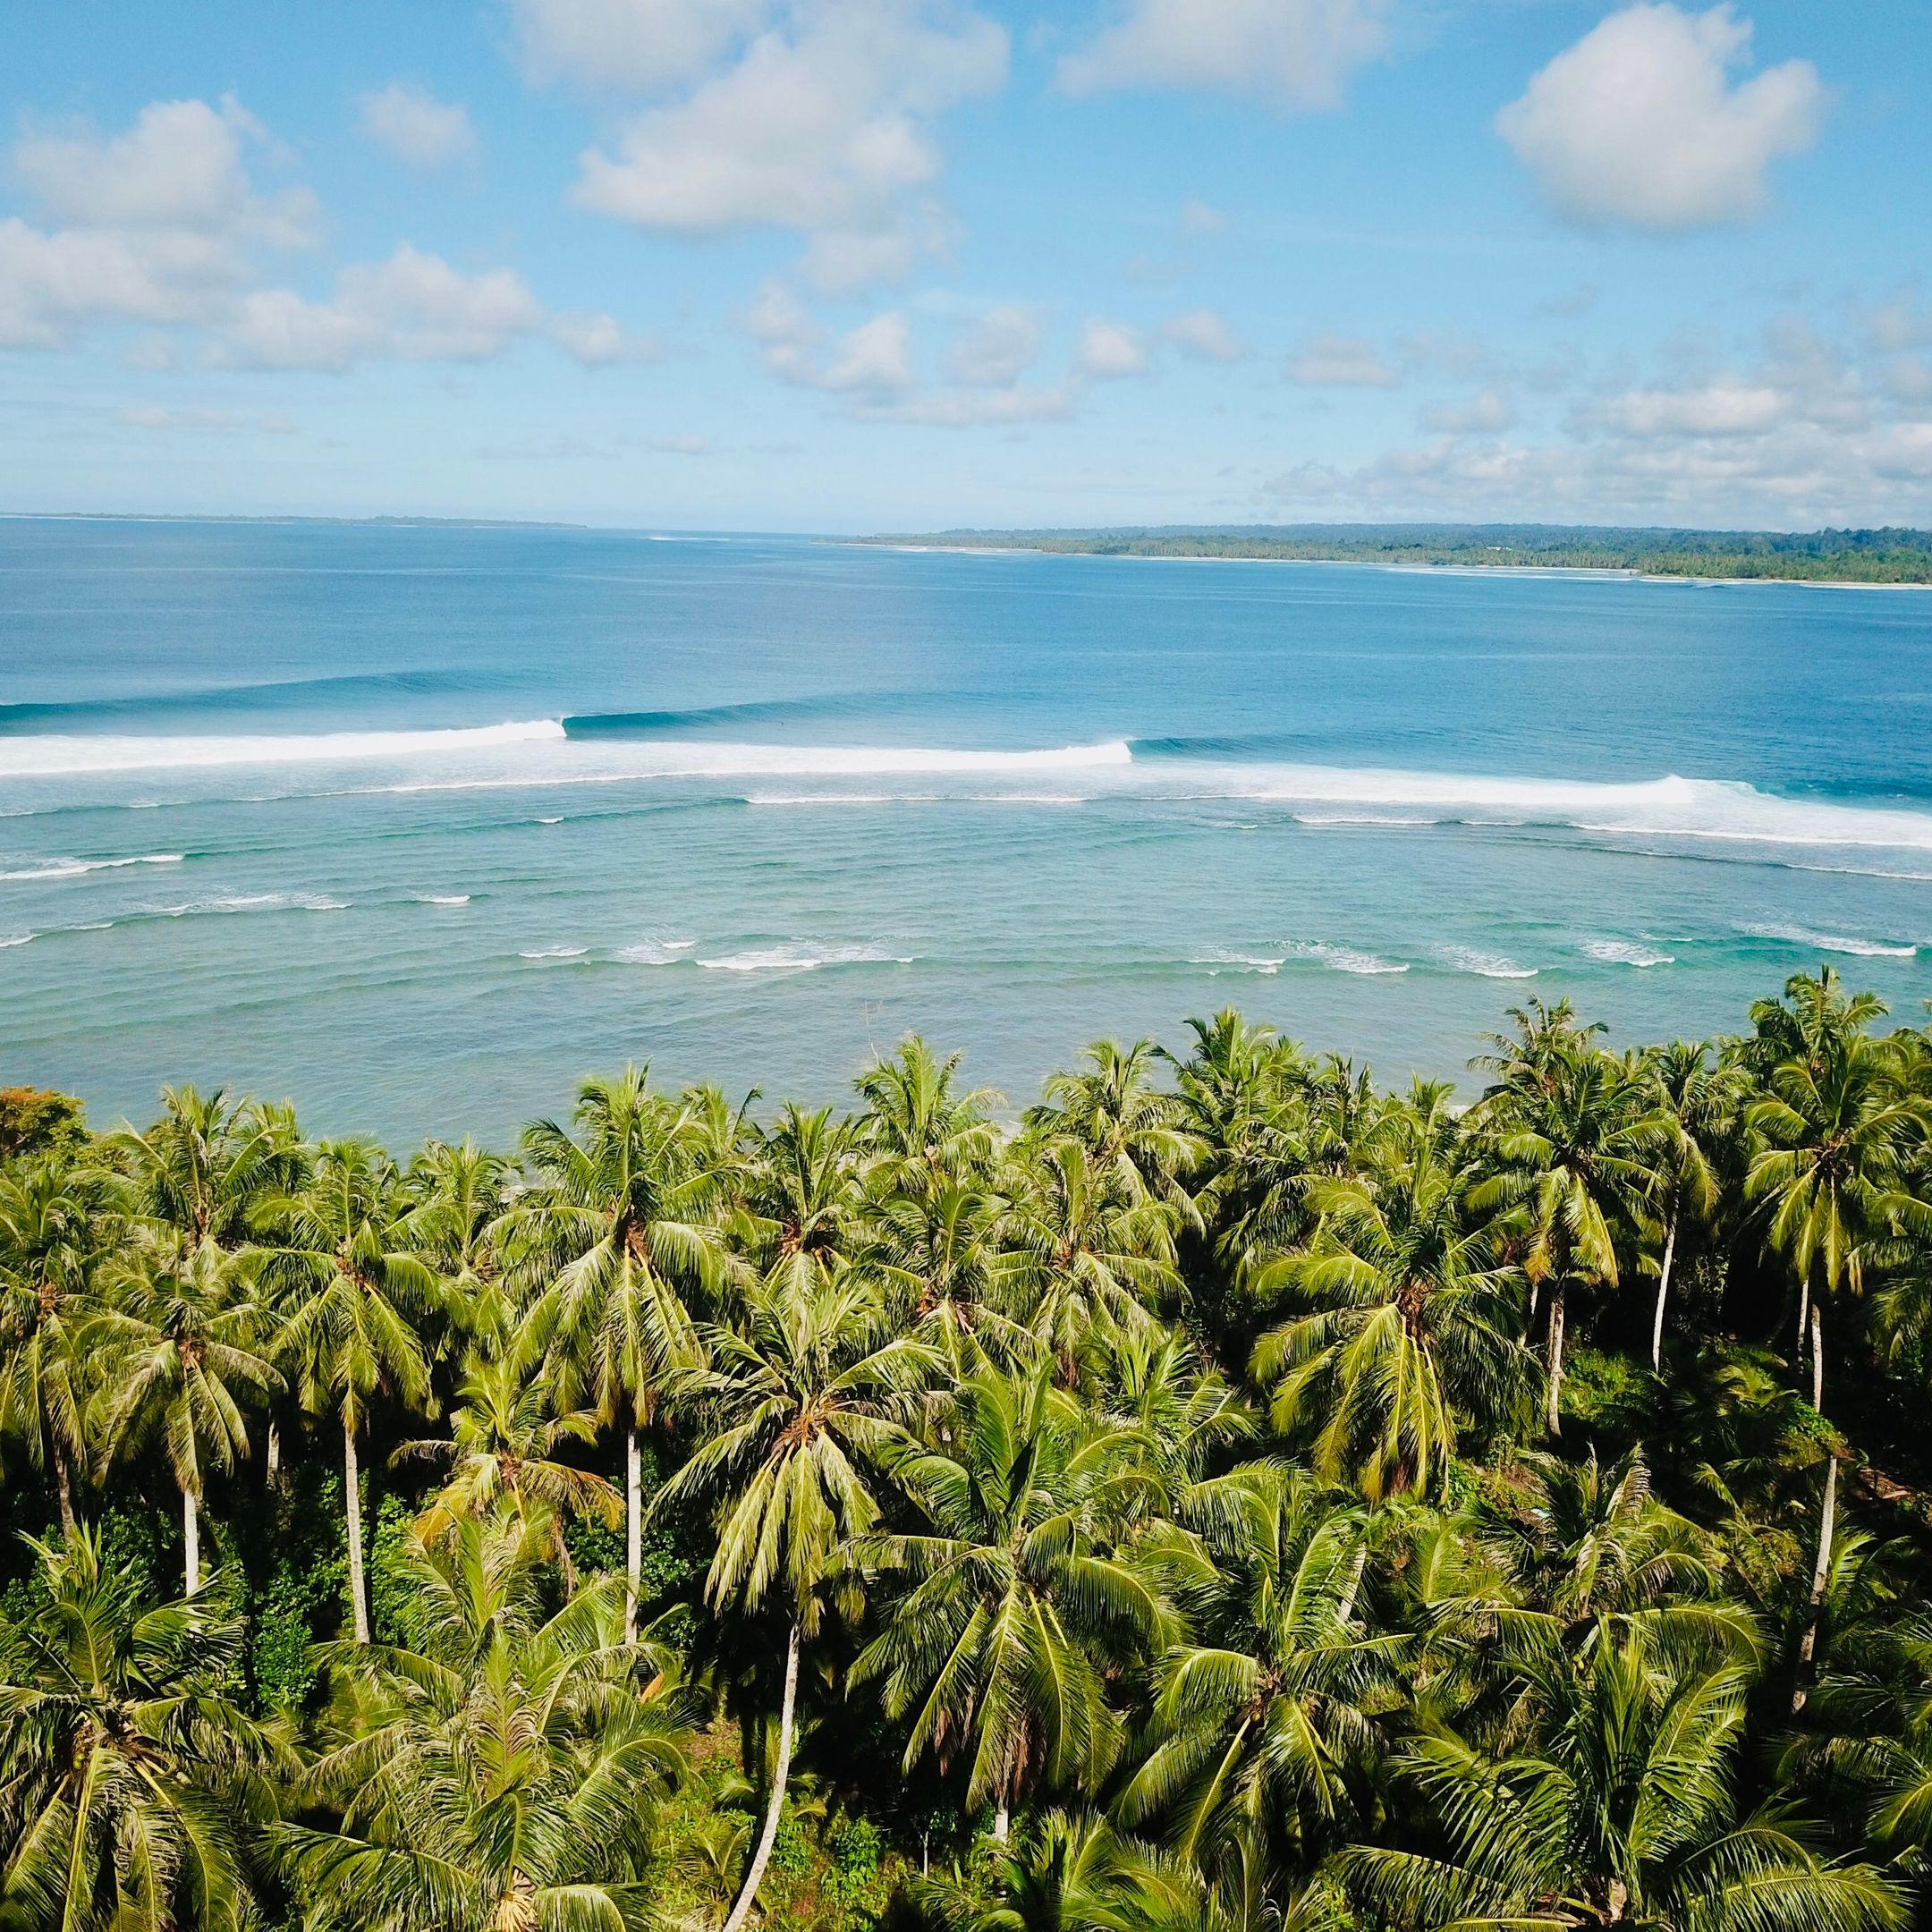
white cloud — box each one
[1599,375,1787,437]
[823,309,914,394]
[355,82,477,170]
[118,404,296,435]
[1420,387,1514,435]
[1160,307,1245,362]
[216,244,637,371]
[1059,0,1388,111]
[547,309,664,365]
[508,0,775,92]
[569,0,1005,237]
[1179,197,1228,234]
[1284,331,1398,387]
[947,305,1040,386]
[1075,317,1148,379]
[649,432,711,455]
[1496,4,1824,232]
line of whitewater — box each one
[3,721,1932,853]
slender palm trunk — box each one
[1809,1302,1825,1414]
[994,1802,1010,1843]
[624,1424,642,1642]
[54,1448,76,1538]
[343,1417,370,1644]
[266,1417,281,1487]
[182,1487,200,1596]
[1650,1218,1678,1370]
[1794,1273,1810,1360]
[721,1614,801,1932]
[1792,1452,1838,1715]
[1545,1280,1566,1436]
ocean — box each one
[2,517,1928,1146]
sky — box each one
[1,0,1928,532]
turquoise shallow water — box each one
[2,517,1928,1144]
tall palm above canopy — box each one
[1025,1038,1205,1220]
[1099,1328,1252,1489]
[89,1239,281,1593]
[1338,1626,1903,1932]
[259,1139,442,1642]
[854,1035,1000,1194]
[112,1084,304,1257]
[1637,1040,1742,1368]
[1743,970,1928,1707]
[400,1136,513,1345]
[852,1364,1171,1840]
[1251,1086,1531,1503]
[746,1100,866,1300]
[1114,1463,1396,1908]
[655,1272,936,1932]
[865,1173,1031,1373]
[0,1523,285,1932]
[509,1066,726,1640]
[1475,1004,1665,1435]
[280,1508,687,1932]
[1006,1139,1182,1383]
[0,1151,109,1532]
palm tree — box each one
[1639,1041,1739,1368]
[402,1137,513,1344]
[1025,1038,1205,1217]
[0,1151,108,1531]
[280,1507,688,1932]
[261,1139,443,1641]
[1114,1463,1397,1908]
[866,1173,1031,1372]
[394,1349,621,1570]
[1744,970,1927,1705]
[512,1068,726,1639]
[1340,1626,1903,1930]
[113,1083,301,1258]
[745,1100,865,1301]
[1477,1008,1665,1435]
[90,1240,281,1593]
[655,1272,936,1932]
[854,1035,998,1193]
[852,1364,1171,1840]
[1251,1088,1531,1501]
[0,1522,284,1932]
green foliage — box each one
[0,1085,87,1160]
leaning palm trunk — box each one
[1792,1451,1838,1715]
[182,1487,200,1595]
[1545,1280,1566,1436]
[55,1449,76,1538]
[625,1425,642,1642]
[1650,1217,1677,1369]
[344,1417,370,1644]
[721,1615,801,1932]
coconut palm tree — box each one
[655,1271,936,1932]
[0,1151,109,1531]
[510,1068,728,1641]
[1639,1041,1740,1369]
[0,1522,284,1932]
[1476,1011,1665,1435]
[852,1364,1171,1840]
[1339,1625,1902,1931]
[401,1137,513,1346]
[89,1240,281,1594]
[865,1173,1031,1372]
[1025,1038,1205,1219]
[1251,1088,1531,1501]
[113,1084,302,1258]
[260,1139,443,1641]
[854,1035,999,1194]
[1114,1463,1398,1908]
[280,1507,688,1932]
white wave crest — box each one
[1742,923,1918,959]
[1436,945,1537,979]
[0,933,33,948]
[414,894,471,906]
[1284,940,1410,976]
[0,852,182,882]
[519,945,588,961]
[1191,948,1284,975]
[0,721,565,776]
[1583,937,1676,968]
[614,938,696,966]
[699,942,914,975]
[152,892,347,918]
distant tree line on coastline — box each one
[5,968,1932,1929]
[859,522,1932,582]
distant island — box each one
[856,521,1932,584]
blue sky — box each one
[2,0,1928,531]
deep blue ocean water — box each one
[2,517,1928,1145]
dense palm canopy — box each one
[2,981,1932,1932]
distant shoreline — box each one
[853,523,1932,588]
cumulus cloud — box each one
[1075,317,1148,379]
[1284,331,1398,387]
[216,245,643,372]
[1420,387,1514,435]
[1160,308,1245,363]
[1059,0,1388,111]
[1496,4,1825,232]
[946,305,1041,386]
[355,82,477,170]
[1596,375,1788,437]
[568,0,1005,243]
[507,0,774,92]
